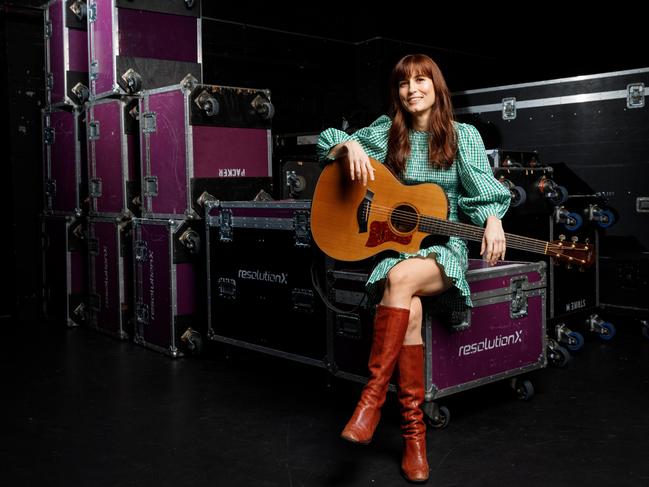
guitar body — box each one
[311,159,449,261]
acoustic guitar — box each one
[310,158,594,267]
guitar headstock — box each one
[547,235,595,269]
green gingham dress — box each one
[316,115,511,320]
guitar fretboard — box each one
[419,216,550,255]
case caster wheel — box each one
[565,331,584,351]
[563,212,583,231]
[586,314,616,341]
[595,209,615,228]
[511,378,534,401]
[547,338,571,368]
[555,324,583,352]
[422,402,450,429]
[180,328,203,355]
[597,321,616,341]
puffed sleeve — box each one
[456,123,511,227]
[316,115,392,162]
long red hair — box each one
[386,54,457,174]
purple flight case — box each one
[87,217,133,339]
[87,96,140,217]
[87,0,202,100]
[140,79,273,219]
[424,260,547,401]
[329,260,546,408]
[42,104,86,216]
[45,0,89,106]
[41,215,87,327]
[132,218,201,357]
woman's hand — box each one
[481,216,506,266]
[339,140,375,186]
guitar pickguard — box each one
[366,221,412,248]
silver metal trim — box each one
[73,106,82,215]
[455,90,638,115]
[217,201,312,210]
[184,89,194,215]
[111,0,119,94]
[196,17,202,65]
[119,98,129,213]
[169,220,179,354]
[466,261,546,283]
[205,215,213,344]
[208,334,327,369]
[454,67,649,96]
[266,129,273,177]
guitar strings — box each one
[363,203,589,258]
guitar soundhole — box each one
[391,204,418,233]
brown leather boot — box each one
[397,344,429,483]
[340,304,410,444]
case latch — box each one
[88,120,100,140]
[335,313,362,340]
[134,240,148,262]
[89,59,98,81]
[291,288,314,313]
[136,302,150,325]
[43,126,55,145]
[294,210,311,247]
[45,179,56,197]
[510,276,528,318]
[143,176,158,197]
[217,277,236,299]
[502,97,517,120]
[219,209,233,242]
[142,112,157,133]
[89,178,102,198]
[627,83,645,109]
[87,2,96,22]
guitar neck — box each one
[419,216,550,256]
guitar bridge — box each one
[356,189,374,233]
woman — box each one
[316,54,510,483]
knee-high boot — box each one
[397,344,429,483]
[340,304,410,444]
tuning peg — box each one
[565,263,572,270]
[558,234,566,242]
[571,236,579,243]
[584,237,590,244]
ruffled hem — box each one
[365,244,472,311]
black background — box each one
[1,1,646,319]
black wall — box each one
[1,4,44,319]
[1,2,647,319]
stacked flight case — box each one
[139,78,274,219]
[132,78,274,356]
[453,67,649,340]
[44,0,89,106]
[204,200,328,367]
[41,0,90,327]
[86,0,202,100]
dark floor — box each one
[3,314,649,487]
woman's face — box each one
[399,74,435,116]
